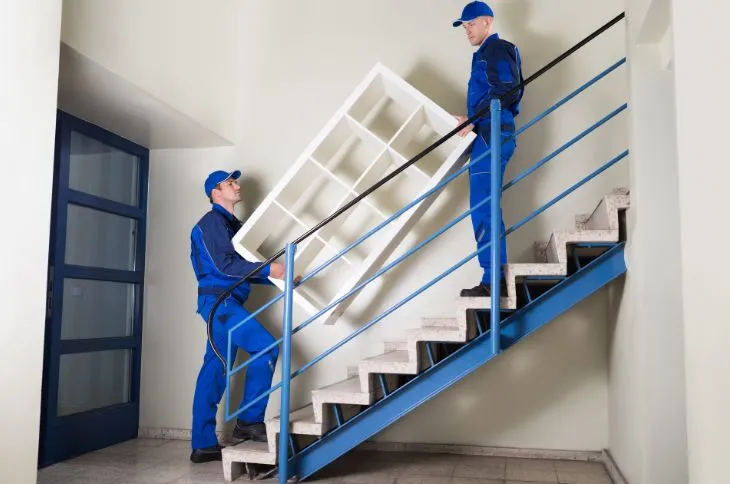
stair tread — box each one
[269,404,315,424]
[506,263,565,276]
[551,229,617,241]
[422,316,458,328]
[222,441,275,465]
[313,375,368,396]
[361,350,410,364]
[267,404,322,437]
[384,340,408,351]
[408,326,463,341]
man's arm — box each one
[485,40,522,107]
[194,219,272,279]
[472,41,522,121]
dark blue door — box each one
[39,111,149,466]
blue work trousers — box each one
[469,129,516,285]
[192,295,279,450]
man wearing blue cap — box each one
[188,169,297,463]
[452,1,524,298]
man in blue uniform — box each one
[189,169,296,463]
[452,1,524,297]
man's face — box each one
[463,17,492,46]
[214,178,241,204]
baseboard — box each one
[602,449,629,484]
[139,427,224,441]
[357,441,604,462]
[137,429,628,483]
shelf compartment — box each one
[314,117,386,188]
[348,73,421,144]
[242,203,308,260]
[294,239,353,309]
[317,193,388,267]
[276,158,353,229]
[352,149,424,218]
[390,106,463,178]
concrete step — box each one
[222,441,275,481]
[311,376,372,423]
[421,316,458,328]
[359,350,417,392]
[384,340,407,352]
[546,229,619,265]
[266,405,323,454]
[406,327,464,362]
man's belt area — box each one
[198,286,246,305]
[475,120,515,134]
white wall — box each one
[672,1,730,482]
[60,0,237,143]
[0,0,63,482]
[137,0,628,451]
[607,1,688,483]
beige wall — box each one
[61,0,629,450]
[672,0,730,482]
[60,0,237,143]
[0,0,63,482]
[607,1,689,483]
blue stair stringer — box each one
[290,241,626,480]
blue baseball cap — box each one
[204,169,241,198]
[452,1,494,27]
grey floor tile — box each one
[36,438,615,484]
[453,455,506,480]
[451,479,503,484]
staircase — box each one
[222,188,630,481]
[206,12,630,483]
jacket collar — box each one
[475,32,500,56]
[212,203,237,222]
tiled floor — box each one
[37,438,614,484]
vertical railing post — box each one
[279,242,296,484]
[489,98,502,356]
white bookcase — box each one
[232,63,475,324]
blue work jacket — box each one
[190,203,270,305]
[467,33,524,141]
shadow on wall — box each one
[237,175,267,222]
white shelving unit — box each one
[232,63,476,324]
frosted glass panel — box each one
[61,279,135,340]
[57,350,131,416]
[69,131,140,206]
[65,204,137,271]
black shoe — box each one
[232,421,268,443]
[190,443,223,463]
[460,279,508,298]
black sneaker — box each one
[232,421,268,443]
[190,443,223,463]
[460,279,508,297]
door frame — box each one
[39,111,149,467]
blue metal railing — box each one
[489,98,503,355]
[222,70,628,418]
[217,16,627,483]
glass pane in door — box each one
[61,279,136,340]
[69,130,140,206]
[65,204,137,271]
[57,349,131,416]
